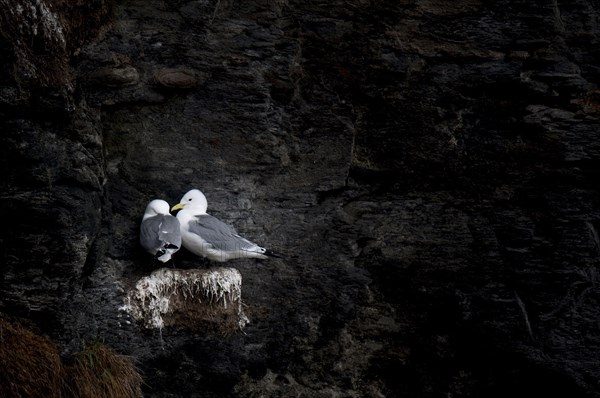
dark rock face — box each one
[2,0,600,397]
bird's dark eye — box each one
[188,198,192,201]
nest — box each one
[121,267,249,334]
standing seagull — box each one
[171,189,279,262]
[140,199,182,263]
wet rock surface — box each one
[1,0,600,397]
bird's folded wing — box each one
[140,216,164,250]
[188,214,254,251]
[157,216,181,247]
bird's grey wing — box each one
[157,215,181,248]
[188,214,255,251]
[140,216,163,251]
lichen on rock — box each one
[121,267,249,333]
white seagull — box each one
[171,189,279,262]
[140,199,182,263]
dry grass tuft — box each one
[64,341,143,398]
[0,316,143,398]
[0,316,64,398]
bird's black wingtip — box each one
[265,249,282,258]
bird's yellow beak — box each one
[171,203,185,212]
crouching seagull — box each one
[140,199,182,263]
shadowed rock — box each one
[2,0,600,397]
[154,68,204,89]
[90,66,140,87]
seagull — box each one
[140,199,182,263]
[170,189,280,262]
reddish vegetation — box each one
[0,316,64,398]
[0,315,142,398]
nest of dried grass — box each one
[63,341,143,398]
[0,316,64,398]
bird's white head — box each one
[171,189,208,214]
[143,199,171,220]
